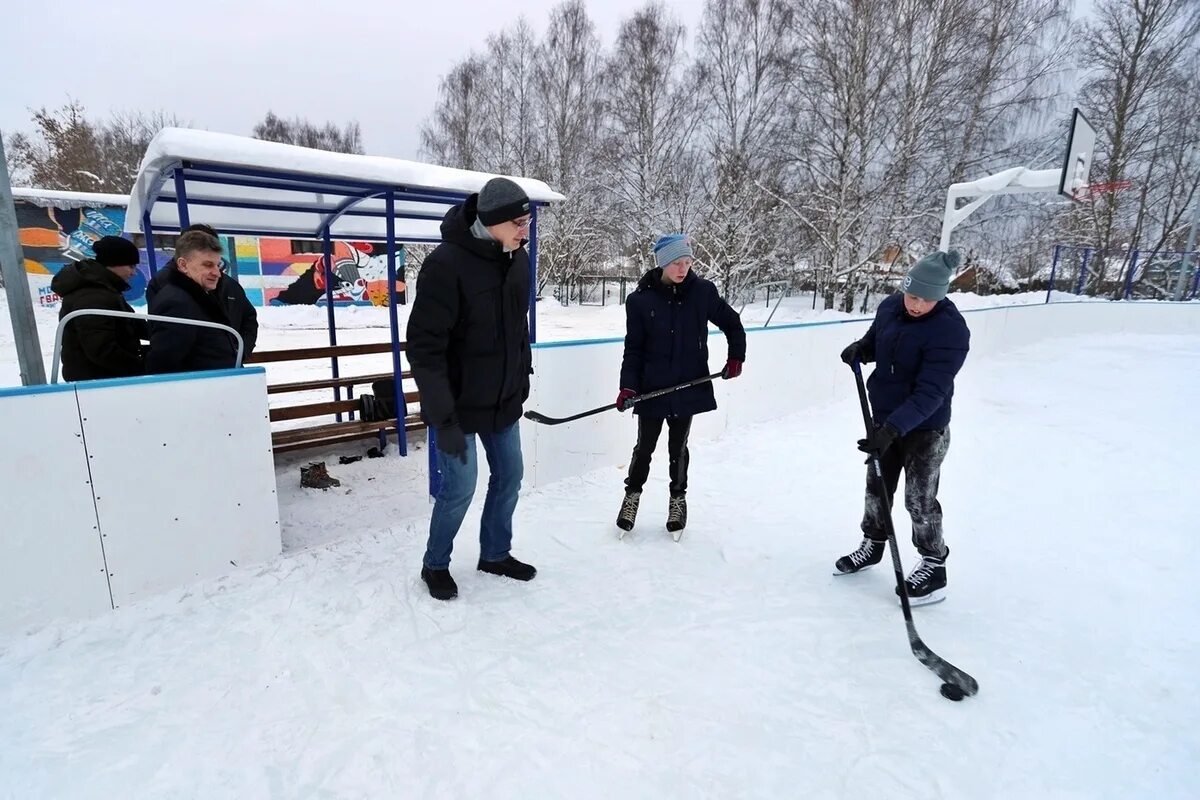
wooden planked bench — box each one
[246,342,425,454]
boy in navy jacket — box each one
[615,234,745,537]
[835,250,970,605]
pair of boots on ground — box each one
[836,537,949,604]
[421,556,536,601]
[616,490,687,534]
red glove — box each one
[616,388,637,412]
[722,359,743,379]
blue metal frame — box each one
[173,170,191,229]
[142,211,159,275]
[385,191,408,457]
[320,227,343,422]
[1045,244,1061,304]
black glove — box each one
[840,340,867,365]
[436,425,468,464]
[857,422,900,457]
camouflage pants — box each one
[861,428,951,558]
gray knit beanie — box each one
[903,250,961,301]
[476,177,531,226]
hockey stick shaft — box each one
[851,361,978,696]
[523,372,723,426]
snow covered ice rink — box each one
[1,307,1198,797]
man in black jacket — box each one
[615,234,746,537]
[146,223,258,355]
[406,177,536,601]
[146,230,240,374]
[53,236,148,381]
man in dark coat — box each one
[406,177,537,601]
[834,249,971,606]
[146,229,240,374]
[146,223,258,355]
[52,235,148,381]
[615,233,746,537]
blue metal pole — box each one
[1046,244,1061,304]
[1075,248,1091,295]
[428,428,442,500]
[321,227,342,422]
[1123,250,1139,300]
[224,236,239,281]
[172,170,191,230]
[385,191,408,457]
[528,206,539,343]
[142,211,159,276]
[1191,252,1200,300]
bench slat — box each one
[270,392,421,422]
[267,371,413,394]
[247,341,400,363]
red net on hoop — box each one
[1076,180,1132,200]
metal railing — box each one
[51,309,245,383]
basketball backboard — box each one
[1059,108,1096,201]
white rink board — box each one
[0,387,113,633]
[77,369,281,608]
[522,302,1199,489]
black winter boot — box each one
[421,567,458,601]
[478,555,537,582]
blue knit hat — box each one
[653,234,693,269]
[903,250,961,301]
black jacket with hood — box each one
[406,194,532,434]
[51,259,147,381]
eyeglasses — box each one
[512,217,532,231]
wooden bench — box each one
[246,342,426,454]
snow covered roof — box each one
[125,129,564,242]
[11,187,129,210]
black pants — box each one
[625,416,692,497]
[861,428,950,558]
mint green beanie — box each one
[903,250,961,301]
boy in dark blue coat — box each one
[835,250,970,605]
[615,234,746,537]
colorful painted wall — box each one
[16,199,407,309]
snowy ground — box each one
[1,328,1197,798]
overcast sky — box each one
[1,0,707,162]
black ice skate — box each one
[896,549,948,606]
[666,495,687,541]
[616,491,641,536]
[834,537,886,575]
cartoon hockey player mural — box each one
[267,241,406,306]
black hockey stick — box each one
[851,361,979,699]
[523,372,723,426]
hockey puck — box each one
[940,682,966,701]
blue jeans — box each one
[423,421,524,570]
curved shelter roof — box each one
[124,129,563,243]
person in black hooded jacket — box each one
[146,229,240,374]
[614,234,746,537]
[145,223,258,355]
[52,235,148,381]
[406,177,537,601]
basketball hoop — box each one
[1075,180,1132,201]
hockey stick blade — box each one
[909,626,979,695]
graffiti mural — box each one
[261,239,407,307]
[13,194,406,309]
